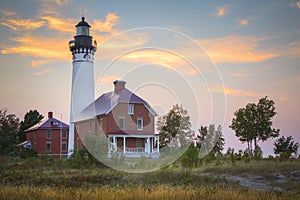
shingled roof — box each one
[75,81,157,122]
[25,112,69,132]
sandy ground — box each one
[199,169,300,191]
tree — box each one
[157,104,193,148]
[274,136,299,159]
[0,109,19,154]
[196,124,225,157]
[181,145,199,167]
[230,96,279,156]
[18,110,44,142]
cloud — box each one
[40,15,75,33]
[0,18,45,31]
[92,12,120,34]
[289,1,300,8]
[1,35,69,62]
[216,5,230,17]
[0,12,122,67]
[211,85,261,97]
[0,9,16,16]
[31,60,50,68]
[96,75,120,86]
[282,41,300,58]
[34,68,51,76]
[96,32,149,61]
[120,49,195,74]
[198,35,278,63]
[279,95,287,102]
[232,73,252,77]
[42,0,70,7]
[239,19,248,26]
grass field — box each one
[1,156,300,199]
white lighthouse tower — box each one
[68,17,97,157]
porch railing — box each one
[125,147,145,153]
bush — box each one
[181,145,199,167]
[17,148,37,159]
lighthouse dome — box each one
[76,17,91,27]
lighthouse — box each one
[68,17,97,157]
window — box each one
[62,130,67,139]
[62,142,67,152]
[128,104,134,115]
[89,120,92,132]
[137,118,143,130]
[100,118,103,131]
[46,142,51,152]
[118,117,125,130]
[34,131,37,140]
[136,138,141,147]
[46,130,52,139]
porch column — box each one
[151,137,154,153]
[113,136,116,152]
[123,137,126,153]
[157,136,160,153]
[108,136,111,152]
[147,137,150,153]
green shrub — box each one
[181,145,199,167]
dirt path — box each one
[222,174,283,191]
[198,172,287,191]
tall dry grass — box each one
[1,185,299,200]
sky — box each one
[0,0,299,156]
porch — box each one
[107,135,160,159]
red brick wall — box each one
[74,118,99,150]
[26,129,69,156]
[73,103,155,150]
[106,103,154,134]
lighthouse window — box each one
[77,26,89,36]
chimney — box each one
[113,80,126,94]
[48,111,53,119]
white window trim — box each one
[100,118,103,131]
[46,142,51,152]
[62,142,67,152]
[137,117,143,131]
[136,138,141,147]
[62,130,67,139]
[89,120,92,132]
[46,130,52,139]
[128,104,134,115]
[118,117,125,130]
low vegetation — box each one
[1,155,300,199]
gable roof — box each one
[75,87,157,122]
[25,117,69,132]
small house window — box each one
[46,130,52,139]
[137,118,143,131]
[128,104,134,115]
[89,120,92,132]
[46,142,51,152]
[100,118,103,131]
[62,142,67,152]
[118,117,125,130]
[62,130,67,139]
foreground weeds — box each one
[1,157,300,199]
[1,185,299,200]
